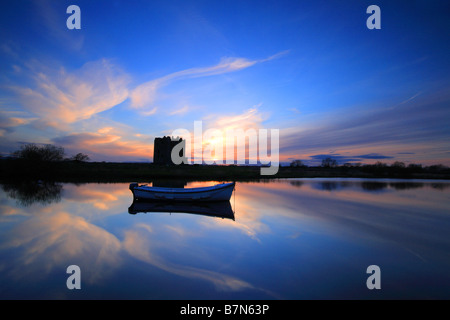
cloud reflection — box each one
[0,180,449,299]
[122,228,259,293]
[0,182,270,296]
[236,179,450,263]
[0,210,122,284]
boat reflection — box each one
[128,200,235,221]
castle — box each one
[153,136,183,165]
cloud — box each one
[9,59,130,128]
[308,153,393,165]
[288,107,301,114]
[0,114,35,129]
[166,105,271,164]
[130,52,288,109]
[52,129,152,161]
[7,50,284,122]
[1,43,20,59]
[213,106,265,131]
[0,112,38,137]
[357,153,394,160]
[33,0,84,52]
[3,51,287,161]
[280,89,450,165]
[393,91,422,108]
[141,107,158,117]
[54,132,121,146]
[169,105,190,115]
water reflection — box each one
[0,179,449,299]
[361,181,388,191]
[129,200,235,220]
[1,181,63,206]
[306,179,450,192]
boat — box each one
[128,200,235,220]
[129,182,235,202]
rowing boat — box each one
[129,182,235,202]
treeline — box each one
[1,144,450,181]
[10,144,90,163]
[1,144,91,180]
[288,158,450,179]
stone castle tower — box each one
[153,136,183,165]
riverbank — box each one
[1,159,450,182]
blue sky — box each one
[1,0,449,165]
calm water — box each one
[0,179,449,300]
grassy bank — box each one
[1,159,450,182]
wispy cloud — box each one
[8,59,130,128]
[288,107,301,114]
[52,128,152,161]
[169,105,190,116]
[129,52,288,110]
[0,115,35,129]
[0,112,37,137]
[212,105,265,131]
[141,107,158,117]
[280,89,450,165]
[33,0,84,52]
[5,49,286,128]
[392,91,422,108]
[308,153,394,165]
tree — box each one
[71,153,90,162]
[407,163,422,170]
[343,162,353,167]
[321,157,338,168]
[373,161,387,168]
[13,144,65,162]
[391,161,406,168]
[290,160,305,167]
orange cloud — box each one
[0,210,122,283]
[9,59,130,127]
[52,130,152,161]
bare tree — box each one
[290,159,305,167]
[321,157,338,168]
[71,153,90,162]
[391,161,405,168]
[13,144,65,162]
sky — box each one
[0,0,449,165]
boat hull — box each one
[129,182,235,202]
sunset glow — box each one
[1,1,449,166]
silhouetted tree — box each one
[427,164,448,173]
[373,161,387,168]
[321,157,338,168]
[70,153,90,162]
[13,144,65,162]
[343,162,353,167]
[391,161,406,168]
[407,163,422,170]
[290,159,305,167]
